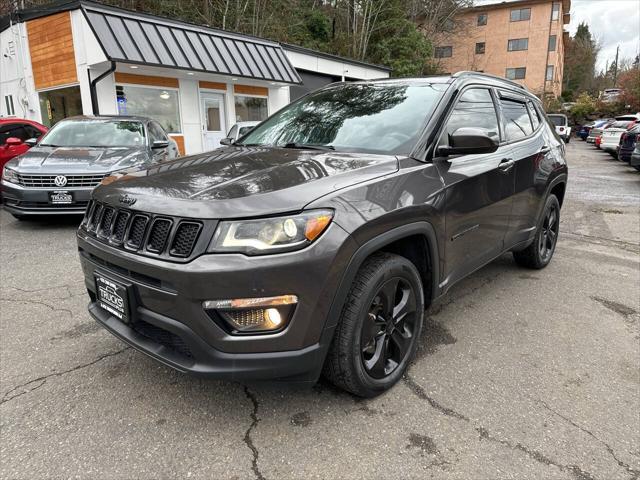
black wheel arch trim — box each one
[324,222,439,332]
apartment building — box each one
[434,0,570,98]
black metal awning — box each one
[81,2,301,84]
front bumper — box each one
[78,222,357,381]
[1,180,91,214]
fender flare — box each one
[325,221,440,331]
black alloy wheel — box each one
[361,277,417,379]
[538,202,559,263]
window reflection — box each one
[240,84,443,155]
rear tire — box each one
[323,252,424,397]
[513,194,560,269]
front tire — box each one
[513,194,560,269]
[323,252,424,397]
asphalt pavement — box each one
[1,140,639,480]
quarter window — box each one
[476,42,486,54]
[506,67,526,80]
[477,13,487,26]
[500,98,533,141]
[510,8,531,21]
[435,46,453,58]
[508,38,529,51]
[548,35,557,51]
[116,85,181,133]
[527,102,540,130]
[440,88,499,147]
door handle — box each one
[539,145,551,154]
[498,158,514,172]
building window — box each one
[234,95,268,122]
[475,42,486,54]
[546,65,554,81]
[510,8,531,22]
[4,95,15,116]
[548,35,557,51]
[38,86,83,128]
[506,67,526,80]
[508,38,529,51]
[551,2,560,20]
[435,46,453,58]
[477,13,487,26]
[115,84,181,133]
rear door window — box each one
[500,98,533,141]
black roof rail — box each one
[452,71,527,90]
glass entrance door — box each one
[201,92,226,151]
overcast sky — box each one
[474,0,640,71]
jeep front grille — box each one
[80,201,208,261]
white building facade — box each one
[0,1,390,155]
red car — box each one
[0,118,48,176]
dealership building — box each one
[0,0,390,155]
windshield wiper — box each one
[282,142,335,151]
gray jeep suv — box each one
[77,73,567,397]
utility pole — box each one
[613,45,619,87]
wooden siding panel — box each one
[27,12,77,90]
[114,73,179,88]
[234,84,268,96]
[170,135,185,156]
[199,81,227,91]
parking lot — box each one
[1,140,638,479]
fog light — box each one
[203,295,297,334]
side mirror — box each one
[24,138,38,147]
[220,137,233,146]
[5,137,24,146]
[152,140,169,149]
[439,127,499,156]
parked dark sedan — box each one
[1,116,178,218]
[618,124,640,163]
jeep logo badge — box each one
[119,194,137,206]
[54,175,68,187]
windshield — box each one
[238,83,445,155]
[40,119,146,148]
[548,115,567,127]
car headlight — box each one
[209,210,333,255]
[2,167,19,184]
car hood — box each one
[94,146,399,218]
[9,146,148,174]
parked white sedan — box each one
[600,117,638,154]
[220,121,260,146]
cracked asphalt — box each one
[1,141,639,479]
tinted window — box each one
[501,99,533,141]
[241,83,445,155]
[440,88,499,146]
[0,124,31,145]
[547,115,567,127]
